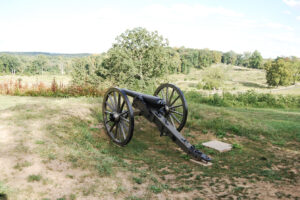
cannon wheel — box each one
[154,83,188,132]
[102,88,134,146]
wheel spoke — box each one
[170,104,183,109]
[117,93,121,112]
[113,92,118,110]
[105,119,112,124]
[109,122,116,133]
[160,89,165,101]
[120,116,129,123]
[120,110,129,116]
[105,111,112,115]
[169,88,175,105]
[121,120,128,132]
[106,101,114,111]
[115,123,119,139]
[170,95,180,106]
[108,95,116,111]
[171,110,183,116]
[171,113,181,124]
[168,115,176,127]
[120,122,126,140]
[166,87,168,104]
[120,100,125,112]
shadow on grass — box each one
[239,81,268,89]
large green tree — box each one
[249,50,263,68]
[265,57,293,86]
[72,55,103,86]
[100,27,180,86]
[222,51,237,65]
[0,54,20,74]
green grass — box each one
[167,64,300,95]
[0,182,9,200]
[27,174,42,182]
[42,99,299,190]
[1,95,299,199]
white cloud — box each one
[283,0,300,7]
[0,3,299,57]
[297,16,300,20]
[282,10,292,15]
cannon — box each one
[102,83,211,162]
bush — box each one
[185,90,300,108]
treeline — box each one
[176,48,264,73]
[0,54,74,75]
[0,48,263,76]
[1,27,300,88]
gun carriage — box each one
[102,84,211,162]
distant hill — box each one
[0,51,92,57]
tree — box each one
[242,52,251,67]
[0,54,20,74]
[72,55,103,86]
[290,57,300,84]
[28,55,48,74]
[100,27,179,86]
[249,50,263,68]
[265,57,293,86]
[197,49,212,68]
[222,51,237,65]
[211,51,222,64]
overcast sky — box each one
[0,0,300,58]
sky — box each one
[0,0,300,58]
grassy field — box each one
[0,74,71,87]
[0,66,299,199]
[1,64,300,96]
[0,95,299,199]
[168,65,300,95]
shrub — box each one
[185,90,300,108]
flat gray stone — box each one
[202,140,232,152]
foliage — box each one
[71,55,103,86]
[233,50,263,68]
[0,78,104,97]
[0,54,20,74]
[0,53,75,75]
[185,90,300,108]
[222,51,237,65]
[100,27,179,87]
[265,57,298,86]
[211,50,222,64]
[238,52,251,67]
[201,66,227,90]
[249,50,263,68]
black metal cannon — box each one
[102,83,211,162]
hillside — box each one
[0,95,299,199]
[168,65,300,95]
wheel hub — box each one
[165,105,170,115]
[110,112,121,122]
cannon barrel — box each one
[121,88,166,108]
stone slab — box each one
[202,140,232,152]
[190,159,213,166]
